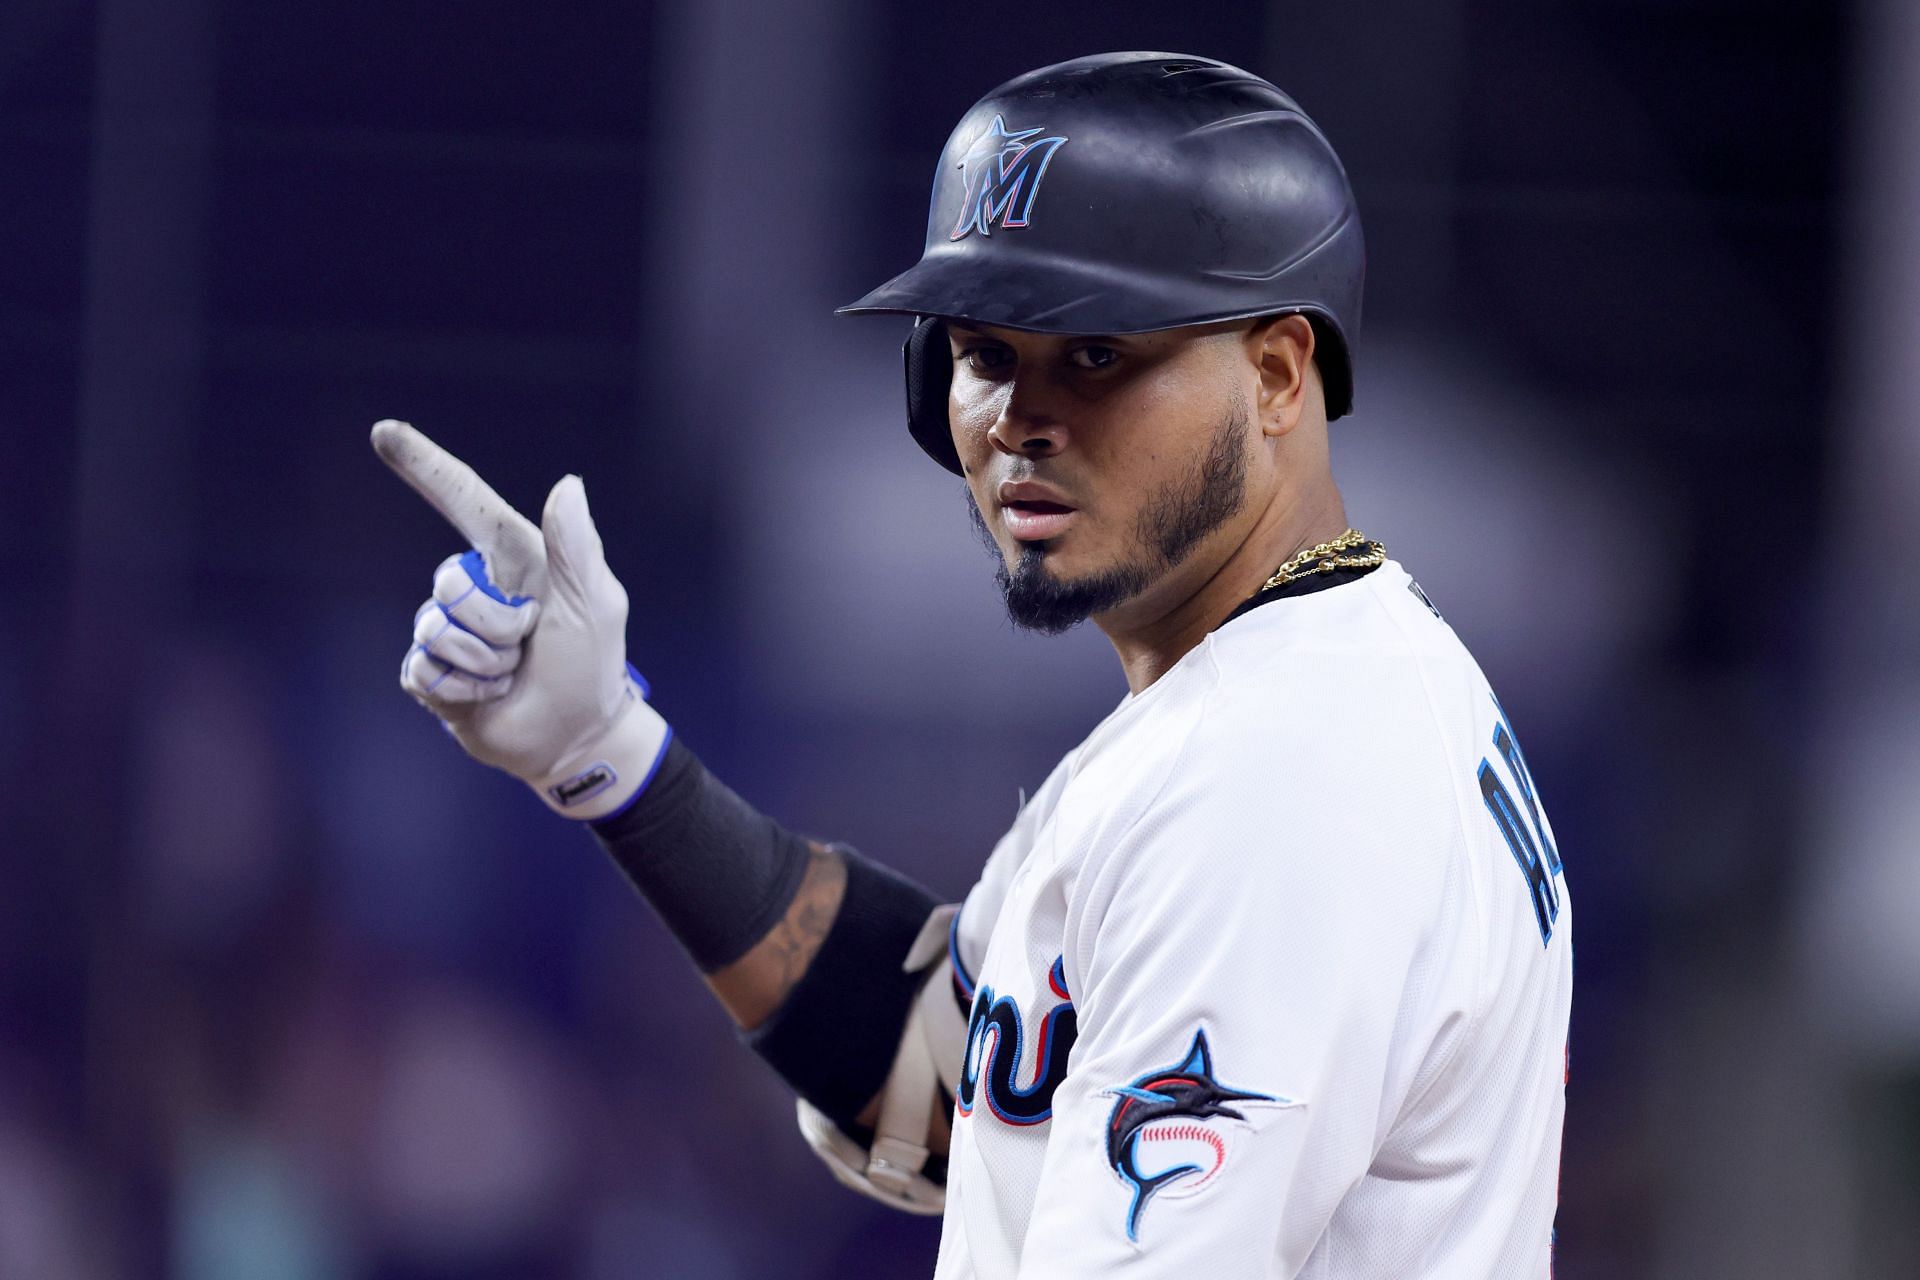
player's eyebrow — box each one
[948,325,1136,344]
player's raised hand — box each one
[373,420,670,819]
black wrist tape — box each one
[745,847,941,1128]
[589,736,814,973]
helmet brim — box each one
[838,246,1355,419]
[836,243,1323,337]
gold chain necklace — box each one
[1257,528,1387,593]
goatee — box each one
[969,400,1250,635]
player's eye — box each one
[1067,344,1121,371]
[956,343,1014,374]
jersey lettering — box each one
[956,956,1077,1126]
[1477,701,1564,944]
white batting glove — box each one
[373,419,671,820]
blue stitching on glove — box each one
[435,602,512,651]
[423,652,456,694]
[459,550,533,607]
[415,644,506,689]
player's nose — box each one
[986,374,1067,460]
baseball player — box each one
[377,52,1571,1278]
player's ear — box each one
[1248,314,1317,439]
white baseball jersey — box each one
[933,560,1572,1279]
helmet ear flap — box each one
[904,317,962,475]
[1304,315,1354,421]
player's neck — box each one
[1097,480,1350,695]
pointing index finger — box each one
[372,419,546,596]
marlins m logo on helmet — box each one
[948,114,1068,240]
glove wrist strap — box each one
[534,683,673,821]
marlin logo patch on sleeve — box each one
[949,115,1069,241]
[1102,1029,1296,1243]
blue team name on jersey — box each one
[956,956,1078,1125]
[1476,698,1565,944]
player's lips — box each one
[998,481,1078,541]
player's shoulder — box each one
[1080,564,1488,912]
[1195,560,1489,762]
[1056,561,1498,860]
[1063,566,1493,950]
[1059,566,1490,950]
[1210,558,1473,672]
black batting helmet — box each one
[838,51,1366,476]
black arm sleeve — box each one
[743,846,940,1126]
[588,736,941,1126]
[589,735,814,972]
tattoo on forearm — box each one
[708,842,847,1029]
[766,844,847,1001]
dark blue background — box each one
[0,1,1872,1276]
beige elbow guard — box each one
[796,903,967,1216]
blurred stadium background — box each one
[4,0,1918,1275]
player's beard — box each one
[968,399,1250,635]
